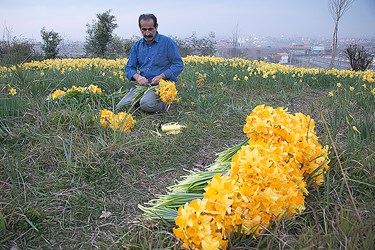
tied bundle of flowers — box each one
[172,105,330,249]
[138,140,248,221]
[49,84,102,100]
[128,80,179,111]
[99,109,136,133]
[155,79,179,105]
[242,105,330,185]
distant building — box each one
[284,44,311,55]
[310,46,327,55]
[273,52,289,64]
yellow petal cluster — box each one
[49,89,66,100]
[49,84,102,100]
[195,72,207,88]
[99,109,136,133]
[173,105,330,250]
[8,88,17,96]
[155,79,178,104]
[243,105,330,185]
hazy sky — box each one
[1,0,374,42]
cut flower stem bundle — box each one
[128,79,179,112]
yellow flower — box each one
[155,79,178,105]
[88,84,102,94]
[349,86,354,91]
[99,109,136,133]
[337,82,342,87]
[49,89,66,100]
[352,126,360,134]
[8,88,17,96]
[328,91,334,97]
[173,104,330,249]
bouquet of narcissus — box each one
[155,79,179,105]
[139,105,330,250]
[49,84,102,100]
[129,80,179,111]
[99,109,136,133]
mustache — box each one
[144,35,153,38]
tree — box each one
[40,27,62,59]
[328,0,354,69]
[0,25,34,66]
[170,36,193,57]
[107,34,135,58]
[85,9,118,57]
[345,44,373,71]
[189,32,216,56]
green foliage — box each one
[106,34,135,59]
[85,9,118,58]
[171,36,193,57]
[0,37,34,66]
[40,27,63,59]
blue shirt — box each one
[125,32,184,83]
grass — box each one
[0,56,374,249]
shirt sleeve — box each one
[125,44,138,81]
[163,40,184,82]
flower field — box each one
[0,56,374,249]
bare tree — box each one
[232,23,239,58]
[345,44,373,71]
[328,0,354,69]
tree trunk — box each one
[329,22,339,69]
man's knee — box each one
[139,99,166,113]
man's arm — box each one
[162,40,184,82]
[125,45,139,81]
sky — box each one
[1,0,374,42]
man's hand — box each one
[133,74,149,86]
[151,73,166,86]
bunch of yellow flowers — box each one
[155,79,179,105]
[173,105,330,250]
[49,84,102,100]
[99,109,136,133]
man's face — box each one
[140,19,157,43]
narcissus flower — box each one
[99,109,136,133]
[49,89,66,100]
[173,105,330,249]
[155,79,179,104]
[8,88,17,96]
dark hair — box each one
[138,14,158,29]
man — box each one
[116,13,184,113]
